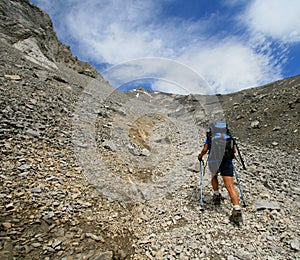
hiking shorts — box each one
[208,159,234,177]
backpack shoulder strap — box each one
[206,131,212,151]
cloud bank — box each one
[30,0,300,94]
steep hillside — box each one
[0,0,100,78]
[221,76,300,155]
[0,1,299,259]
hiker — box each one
[198,121,242,223]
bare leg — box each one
[211,174,219,191]
[222,176,239,206]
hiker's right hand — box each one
[198,154,203,161]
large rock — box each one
[0,0,100,78]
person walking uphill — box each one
[198,121,242,224]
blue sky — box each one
[29,0,300,94]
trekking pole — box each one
[233,138,246,170]
[199,161,204,211]
[203,159,207,176]
[232,163,246,207]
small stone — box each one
[53,201,60,207]
[102,140,117,152]
[69,221,77,226]
[4,74,21,80]
[31,187,42,193]
[237,248,252,260]
[18,164,31,170]
[254,201,281,210]
[251,120,260,129]
[272,126,281,131]
[140,148,151,157]
[85,233,104,242]
[5,203,14,210]
[174,245,184,254]
[31,243,41,248]
[44,211,55,219]
[73,141,88,148]
[25,128,40,137]
[45,246,55,252]
[15,245,25,251]
[52,240,62,248]
[2,222,12,230]
[291,239,300,251]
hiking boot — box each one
[212,194,221,205]
[229,209,243,224]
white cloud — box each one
[102,58,212,95]
[245,0,300,43]
[30,0,297,94]
[179,38,283,93]
[61,0,174,63]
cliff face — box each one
[0,0,100,77]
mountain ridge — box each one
[0,0,101,78]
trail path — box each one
[81,88,300,259]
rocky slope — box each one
[221,77,299,155]
[0,0,299,259]
[0,0,100,78]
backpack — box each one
[206,121,235,161]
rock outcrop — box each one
[0,0,100,78]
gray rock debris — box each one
[254,201,281,210]
[0,0,299,259]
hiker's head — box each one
[209,121,227,134]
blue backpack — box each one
[206,121,235,161]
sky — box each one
[29,0,300,95]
